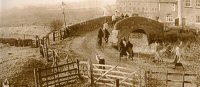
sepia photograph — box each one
[0,0,200,87]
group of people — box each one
[96,22,135,69]
[112,11,129,24]
[154,41,183,69]
[97,22,110,46]
[119,37,134,60]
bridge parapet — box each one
[68,16,112,36]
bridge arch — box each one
[114,17,164,44]
[132,29,146,34]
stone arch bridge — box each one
[114,17,164,44]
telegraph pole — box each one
[62,1,67,28]
[178,0,182,27]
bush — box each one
[50,20,63,31]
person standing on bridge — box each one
[97,27,104,46]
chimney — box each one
[178,0,182,26]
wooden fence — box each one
[0,35,39,48]
[146,70,199,87]
[79,60,144,87]
[38,28,69,62]
[34,58,80,87]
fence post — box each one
[60,30,62,40]
[166,71,168,87]
[197,73,199,87]
[38,68,42,87]
[43,45,46,58]
[52,64,56,87]
[56,58,60,86]
[34,68,38,87]
[146,70,152,87]
[64,29,67,39]
[88,59,94,87]
[53,32,55,41]
[115,79,119,87]
[182,72,185,87]
[139,69,142,87]
[77,59,81,79]
[67,59,70,84]
[44,66,48,87]
[35,36,38,48]
[47,35,50,46]
[46,45,49,62]
[144,71,147,87]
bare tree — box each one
[50,20,63,31]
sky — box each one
[0,0,116,11]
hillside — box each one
[1,6,104,27]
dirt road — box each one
[66,27,199,87]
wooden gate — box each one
[79,60,144,87]
[34,59,80,87]
[146,70,199,87]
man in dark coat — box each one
[97,27,104,46]
[119,38,127,60]
[126,41,134,60]
[103,28,110,43]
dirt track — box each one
[69,29,138,69]
[65,27,199,87]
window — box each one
[133,7,136,11]
[166,15,173,22]
[172,3,176,11]
[142,7,145,12]
[197,0,200,7]
[196,16,200,23]
[185,0,191,7]
[151,8,154,12]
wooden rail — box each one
[34,59,80,87]
[0,35,39,48]
[79,61,142,87]
[146,70,199,87]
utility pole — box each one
[178,0,182,27]
[62,1,67,29]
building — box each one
[182,0,200,28]
[116,0,200,28]
[158,0,178,24]
[116,0,159,19]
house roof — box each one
[159,0,177,3]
